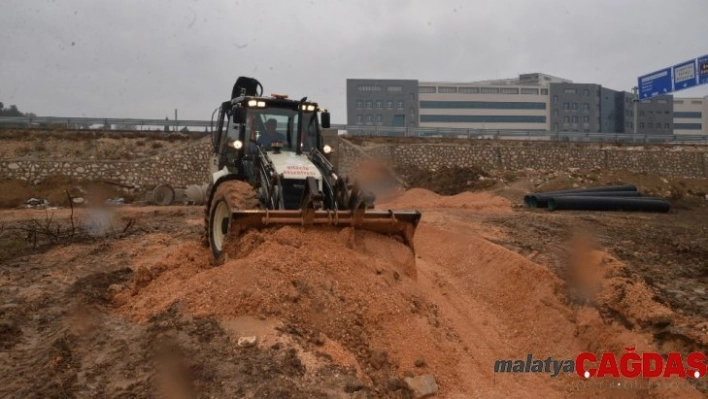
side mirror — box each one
[321,111,331,129]
[232,106,246,124]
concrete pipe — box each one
[152,184,175,206]
[185,184,207,205]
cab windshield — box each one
[243,107,318,153]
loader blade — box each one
[230,209,422,249]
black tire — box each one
[208,190,231,265]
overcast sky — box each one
[2,0,708,123]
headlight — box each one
[257,101,266,107]
[307,104,315,111]
[230,140,243,149]
[247,100,257,107]
[323,144,332,154]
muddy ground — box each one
[1,173,708,398]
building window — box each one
[583,116,589,123]
[358,85,382,92]
[521,88,539,95]
[572,116,578,123]
[674,100,684,104]
[583,103,590,111]
[480,87,500,94]
[664,123,670,129]
[675,123,702,129]
[419,86,436,93]
[387,85,402,92]
[554,122,559,130]
[656,99,668,104]
[356,115,363,124]
[365,100,372,109]
[572,103,578,110]
[458,87,480,94]
[409,107,415,114]
[410,93,415,100]
[418,115,546,123]
[563,102,569,110]
[365,115,373,123]
[375,100,383,109]
[419,101,546,109]
[553,95,559,102]
[564,88,577,94]
[675,112,702,118]
[438,86,458,93]
[355,100,363,109]
[541,89,548,95]
[376,114,383,123]
[397,100,404,108]
[499,87,519,94]
[583,89,589,96]
[564,116,570,123]
[386,100,393,108]
[691,100,703,104]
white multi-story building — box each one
[346,74,707,136]
[417,74,573,131]
[673,97,707,135]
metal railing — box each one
[1,116,707,144]
[0,116,213,131]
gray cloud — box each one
[1,0,707,123]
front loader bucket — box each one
[231,208,422,250]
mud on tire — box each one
[205,180,259,265]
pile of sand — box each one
[113,189,702,398]
[377,188,512,214]
[116,226,464,390]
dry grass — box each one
[0,129,209,161]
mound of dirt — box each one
[377,187,512,214]
[396,165,495,195]
[117,227,448,393]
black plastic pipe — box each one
[529,191,640,208]
[547,196,670,212]
[523,184,638,207]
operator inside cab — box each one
[257,118,286,150]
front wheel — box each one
[208,194,231,265]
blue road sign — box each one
[673,59,698,91]
[699,54,708,85]
[638,67,673,99]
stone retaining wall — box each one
[1,137,212,188]
[3,132,707,191]
[337,139,708,179]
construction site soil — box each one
[1,171,708,398]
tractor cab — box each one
[209,78,333,211]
